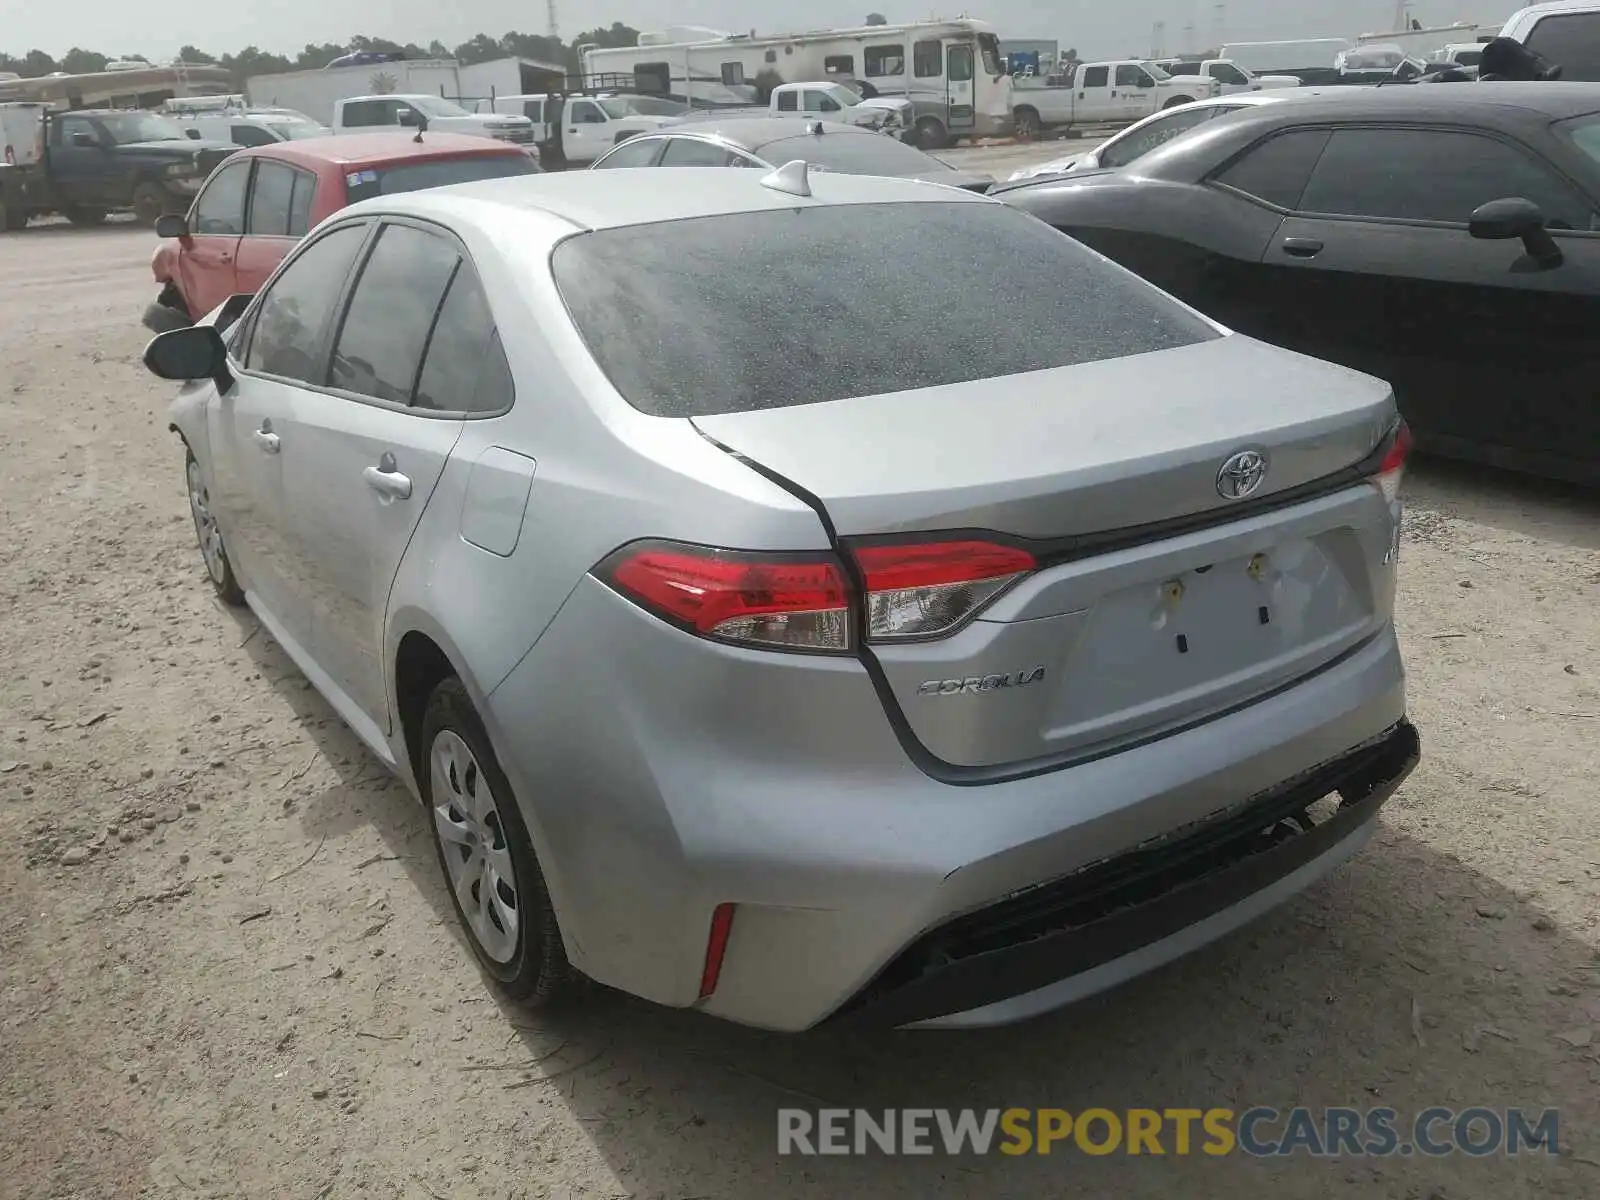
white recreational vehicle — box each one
[579,18,1014,147]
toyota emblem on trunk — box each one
[1216,449,1268,499]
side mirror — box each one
[142,324,232,390]
[1469,196,1563,269]
[154,213,189,239]
[70,131,100,148]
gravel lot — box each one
[2,177,1599,1199]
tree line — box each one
[0,26,642,85]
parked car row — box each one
[134,81,1433,1035]
[996,82,1600,484]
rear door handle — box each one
[1281,237,1323,258]
[252,426,279,453]
[362,452,412,500]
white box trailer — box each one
[245,59,463,125]
[1354,22,1498,58]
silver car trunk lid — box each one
[695,335,1402,771]
[692,335,1394,541]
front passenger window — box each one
[192,160,251,236]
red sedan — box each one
[143,132,538,331]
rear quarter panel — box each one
[1006,176,1285,326]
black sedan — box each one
[587,117,995,191]
[998,83,1600,484]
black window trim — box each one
[1208,120,1600,236]
[317,215,516,419]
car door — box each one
[945,43,976,136]
[234,158,315,298]
[1258,124,1600,472]
[209,220,372,652]
[1113,64,1153,121]
[276,220,474,732]
[48,114,113,205]
[176,157,251,317]
[564,99,608,163]
[1076,65,1112,121]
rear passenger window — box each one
[1213,128,1331,209]
[776,90,798,112]
[247,161,296,235]
[246,224,367,383]
[414,264,512,413]
[1297,127,1593,228]
[659,138,737,166]
[287,170,315,236]
[1082,66,1109,88]
[328,224,459,404]
[340,100,386,127]
[231,124,278,147]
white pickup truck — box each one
[1156,58,1303,93]
[331,94,536,147]
[1010,60,1221,139]
[475,93,683,165]
[767,82,912,132]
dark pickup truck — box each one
[1,107,236,228]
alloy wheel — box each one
[431,729,520,964]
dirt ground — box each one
[2,201,1599,1200]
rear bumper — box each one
[832,719,1418,1028]
[484,579,1413,1032]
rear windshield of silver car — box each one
[344,154,539,203]
[551,201,1219,416]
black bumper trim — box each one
[829,720,1420,1029]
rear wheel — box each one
[131,183,170,226]
[1163,95,1196,108]
[63,206,106,227]
[422,677,578,1005]
[0,191,26,232]
[914,116,948,151]
[1013,106,1041,140]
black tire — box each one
[0,196,25,232]
[131,183,169,227]
[185,450,244,606]
[1013,106,1041,141]
[914,116,948,151]
[1164,95,1196,109]
[63,206,107,227]
[421,677,578,1006]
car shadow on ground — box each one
[223,608,1596,1198]
[1406,455,1600,553]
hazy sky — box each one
[8,1,1511,62]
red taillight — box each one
[854,540,1037,641]
[602,542,851,652]
[698,903,736,999]
[1371,420,1413,505]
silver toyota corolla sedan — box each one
[143,163,1419,1032]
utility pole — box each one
[547,0,560,42]
[1212,3,1227,50]
[1151,20,1166,58]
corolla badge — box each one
[1216,448,1269,500]
[917,667,1046,697]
